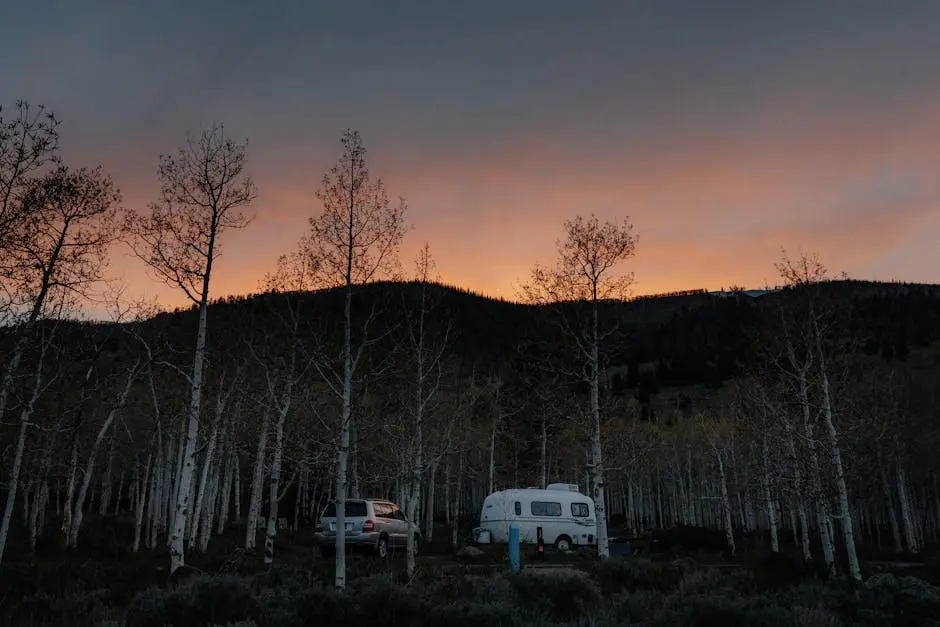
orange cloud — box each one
[72,91,940,316]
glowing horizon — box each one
[5,0,940,319]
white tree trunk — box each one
[0,332,31,435]
[189,396,224,551]
[787,432,812,561]
[800,377,835,573]
[147,449,162,549]
[246,408,271,551]
[488,416,498,494]
[184,445,198,540]
[200,468,219,553]
[28,481,42,553]
[216,430,234,535]
[133,454,152,552]
[38,484,49,540]
[451,454,463,552]
[61,437,80,545]
[99,434,115,516]
[68,363,138,548]
[169,288,211,574]
[169,424,180,523]
[589,347,610,558]
[234,453,241,521]
[761,435,779,552]
[540,418,547,489]
[20,482,31,531]
[712,442,735,556]
[114,470,124,515]
[0,396,38,564]
[880,463,904,553]
[424,462,437,543]
[686,449,697,526]
[189,385,231,550]
[333,278,358,591]
[264,395,290,564]
[28,430,59,553]
[817,364,860,580]
[349,424,360,500]
[443,463,450,527]
[0,342,49,565]
[405,417,423,580]
[896,461,919,554]
[293,466,303,532]
[334,378,352,589]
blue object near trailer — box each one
[508,523,520,572]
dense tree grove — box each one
[2,100,940,588]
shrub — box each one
[678,568,735,597]
[419,570,484,606]
[7,589,111,627]
[498,571,601,622]
[923,557,940,586]
[13,554,940,627]
[653,594,752,627]
[124,575,262,627]
[753,551,830,589]
[291,587,353,626]
[592,557,677,594]
[426,601,518,627]
[345,575,429,627]
[248,565,318,594]
[788,604,844,627]
[670,555,698,580]
[253,585,305,627]
[656,593,797,627]
[602,589,666,624]
[864,573,940,626]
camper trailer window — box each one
[531,501,563,517]
[571,502,589,517]
[514,501,522,515]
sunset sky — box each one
[4,0,940,311]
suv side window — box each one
[373,502,391,518]
[393,508,408,522]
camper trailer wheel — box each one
[376,534,390,559]
[555,535,572,552]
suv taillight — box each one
[362,519,375,532]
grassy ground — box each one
[2,516,939,626]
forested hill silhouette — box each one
[122,277,940,393]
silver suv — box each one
[314,498,420,559]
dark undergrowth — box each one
[4,519,940,626]
[3,554,940,627]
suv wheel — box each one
[376,535,389,559]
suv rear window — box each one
[322,501,368,517]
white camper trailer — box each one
[475,483,597,551]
